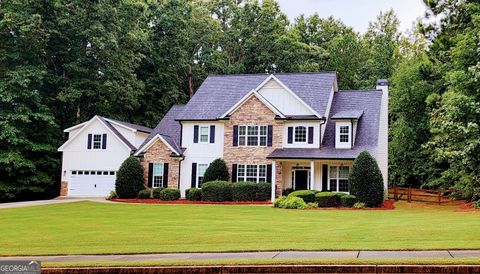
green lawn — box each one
[0,201,478,256]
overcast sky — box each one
[276,0,428,34]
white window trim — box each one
[199,125,210,143]
[196,163,209,188]
[92,134,103,150]
[328,165,351,193]
[152,163,164,188]
[237,164,267,183]
[335,121,352,149]
[238,125,268,147]
[293,126,307,144]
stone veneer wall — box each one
[139,139,180,189]
[60,181,68,196]
[223,95,284,198]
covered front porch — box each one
[269,159,354,201]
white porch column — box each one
[271,160,276,202]
[310,160,315,190]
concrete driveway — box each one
[0,197,112,209]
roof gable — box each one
[220,89,285,118]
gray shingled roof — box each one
[331,110,364,119]
[268,90,382,159]
[176,72,337,120]
[104,118,153,133]
[138,105,185,154]
[98,116,137,150]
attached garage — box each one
[68,170,116,197]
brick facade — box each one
[60,181,68,196]
[139,138,180,189]
[223,95,284,198]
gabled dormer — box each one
[331,110,363,149]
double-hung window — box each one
[339,126,349,143]
[152,163,164,188]
[329,165,350,192]
[197,164,209,188]
[93,134,102,149]
[199,126,209,143]
[294,126,307,143]
[238,125,267,146]
[237,164,267,183]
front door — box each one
[294,170,309,190]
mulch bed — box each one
[111,199,395,209]
[111,199,271,205]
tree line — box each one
[0,0,478,201]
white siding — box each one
[321,86,335,142]
[282,121,322,148]
[60,119,132,182]
[258,79,314,116]
[179,121,225,197]
[375,85,389,191]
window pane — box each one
[247,136,258,146]
[340,134,349,142]
[339,126,349,143]
[237,165,245,177]
[248,126,258,135]
[198,164,208,176]
[259,136,267,146]
[239,126,246,135]
[329,166,337,178]
[294,126,307,142]
[200,126,209,142]
[93,134,102,149]
[329,179,337,191]
[153,163,164,176]
[339,166,350,178]
[340,126,349,134]
[258,165,266,177]
[339,179,349,192]
[246,165,257,177]
[260,126,267,135]
[239,136,246,146]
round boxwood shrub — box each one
[201,180,232,202]
[288,190,316,203]
[159,188,180,201]
[232,182,258,201]
[340,194,358,208]
[115,156,145,198]
[186,188,202,201]
[202,158,229,183]
[137,189,151,199]
[257,182,271,201]
[281,196,307,209]
[315,192,338,207]
[349,151,384,207]
[274,196,287,208]
[152,188,164,199]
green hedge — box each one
[341,194,358,207]
[232,182,258,201]
[137,189,151,199]
[201,180,232,202]
[186,188,202,201]
[152,188,164,199]
[288,190,316,203]
[159,188,180,201]
[257,182,271,201]
[315,192,338,207]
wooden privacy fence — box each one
[388,187,453,205]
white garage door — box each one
[69,170,116,197]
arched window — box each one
[294,126,307,143]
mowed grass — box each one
[0,201,478,255]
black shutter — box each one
[163,163,169,188]
[287,127,293,144]
[266,164,272,183]
[191,163,197,188]
[102,133,107,149]
[210,125,215,143]
[87,134,92,149]
[193,125,199,143]
[322,164,328,191]
[147,163,153,188]
[231,164,237,182]
[233,125,239,146]
[267,125,273,146]
[308,127,314,144]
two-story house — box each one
[133,72,388,200]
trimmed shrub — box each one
[152,188,164,199]
[281,196,307,209]
[232,182,258,201]
[288,190,316,203]
[137,189,151,199]
[106,191,117,200]
[315,192,338,207]
[257,182,271,201]
[201,180,232,202]
[186,188,202,201]
[202,158,229,183]
[306,202,318,208]
[282,188,294,196]
[115,156,145,198]
[273,196,287,208]
[340,194,358,208]
[159,188,180,201]
[353,202,366,209]
[349,151,385,207]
